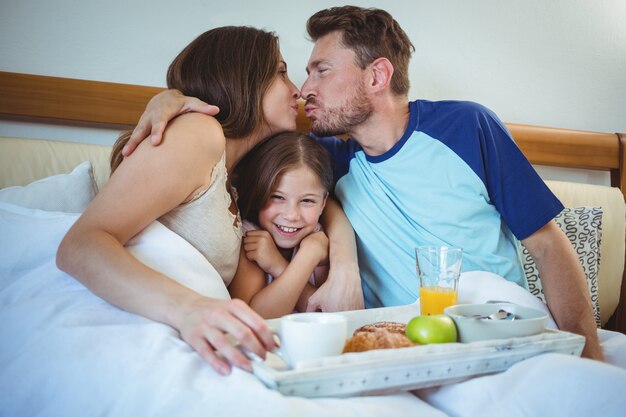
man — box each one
[124,6,602,360]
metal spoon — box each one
[471,309,515,320]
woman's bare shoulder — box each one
[109,113,226,206]
[163,113,226,154]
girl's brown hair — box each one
[111,26,280,172]
[233,132,333,224]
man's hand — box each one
[306,260,363,312]
[122,89,219,156]
[312,197,365,312]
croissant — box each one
[343,321,415,353]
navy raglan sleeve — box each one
[474,107,564,240]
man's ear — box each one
[368,57,394,93]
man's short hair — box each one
[307,6,415,96]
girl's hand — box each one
[176,297,275,375]
[243,230,288,278]
[299,231,329,264]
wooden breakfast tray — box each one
[251,305,585,398]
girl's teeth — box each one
[277,225,298,233]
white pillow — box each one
[0,201,229,300]
[0,161,97,213]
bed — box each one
[1,71,625,417]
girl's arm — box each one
[234,231,329,319]
[229,246,270,306]
[308,198,364,312]
[57,113,274,374]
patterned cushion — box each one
[519,206,603,327]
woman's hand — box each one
[123,89,219,156]
[176,297,275,375]
[243,230,288,278]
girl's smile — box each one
[258,166,328,250]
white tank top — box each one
[159,152,242,286]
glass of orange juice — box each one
[416,246,462,316]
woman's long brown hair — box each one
[111,26,280,172]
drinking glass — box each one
[415,246,463,316]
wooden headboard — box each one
[1,71,624,194]
[1,71,624,331]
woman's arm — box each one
[57,113,274,374]
[308,198,364,312]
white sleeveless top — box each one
[159,152,242,286]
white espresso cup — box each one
[276,312,348,369]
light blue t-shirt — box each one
[316,100,563,308]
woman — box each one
[57,26,300,375]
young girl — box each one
[229,132,334,318]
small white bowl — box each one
[444,303,548,343]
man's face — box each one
[301,31,373,137]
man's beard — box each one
[308,85,373,137]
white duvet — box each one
[1,201,625,417]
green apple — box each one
[405,314,458,344]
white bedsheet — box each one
[1,202,625,417]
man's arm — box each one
[123,90,218,156]
[126,91,364,312]
[308,198,364,312]
[522,221,604,361]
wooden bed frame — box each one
[1,70,624,332]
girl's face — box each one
[260,56,301,135]
[258,165,328,250]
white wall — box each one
[1,0,625,183]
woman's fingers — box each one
[186,315,253,374]
[210,300,273,359]
[203,324,254,373]
[183,299,274,374]
[228,299,276,352]
[187,330,233,375]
